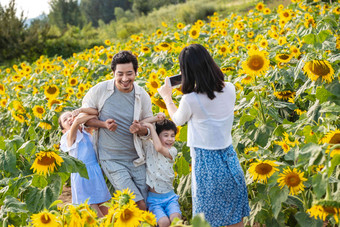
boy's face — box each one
[158,129,176,149]
[114,62,136,93]
[60,112,74,133]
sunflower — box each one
[263,7,271,14]
[146,79,160,95]
[241,75,254,84]
[68,77,78,86]
[47,99,62,110]
[31,209,59,227]
[141,46,151,54]
[142,210,157,226]
[115,203,143,227]
[218,44,229,56]
[280,10,292,21]
[32,105,45,119]
[12,111,25,123]
[320,129,340,157]
[177,23,184,29]
[78,83,86,93]
[38,122,52,130]
[12,100,26,114]
[333,6,340,14]
[158,42,171,51]
[66,87,74,95]
[244,146,259,154]
[152,97,167,109]
[275,140,291,153]
[104,39,111,46]
[113,188,136,207]
[303,60,334,83]
[241,49,270,76]
[290,45,301,58]
[256,2,264,11]
[0,99,7,108]
[189,26,200,39]
[278,36,287,45]
[275,53,292,63]
[248,160,279,183]
[0,83,5,95]
[277,167,307,195]
[44,85,60,99]
[274,90,295,100]
[31,151,63,176]
[307,201,340,223]
[259,39,268,48]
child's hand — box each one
[72,108,82,117]
[140,122,152,129]
[74,113,96,125]
[130,120,142,134]
[105,119,117,131]
[156,112,166,122]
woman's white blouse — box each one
[144,140,177,194]
[172,82,236,150]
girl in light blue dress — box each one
[59,108,111,217]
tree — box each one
[80,0,131,27]
[48,0,84,30]
[0,0,26,63]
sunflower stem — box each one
[254,77,266,123]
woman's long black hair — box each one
[179,44,225,100]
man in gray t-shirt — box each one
[82,51,153,210]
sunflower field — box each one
[0,0,340,226]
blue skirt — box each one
[191,145,250,227]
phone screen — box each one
[169,74,182,87]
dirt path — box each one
[58,185,72,207]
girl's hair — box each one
[155,119,177,135]
[58,111,71,130]
[179,44,225,100]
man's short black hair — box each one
[155,119,177,135]
[111,50,138,73]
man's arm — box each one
[72,107,98,117]
[85,118,118,132]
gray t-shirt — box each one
[98,85,138,161]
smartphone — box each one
[168,74,182,87]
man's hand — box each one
[105,119,117,131]
[129,120,142,134]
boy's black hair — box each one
[155,119,177,135]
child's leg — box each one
[158,216,171,227]
[169,212,182,222]
[90,204,104,218]
[98,202,109,216]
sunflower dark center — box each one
[151,81,158,88]
[37,107,44,114]
[40,214,51,224]
[309,61,330,77]
[46,86,57,95]
[255,163,273,175]
[37,155,56,166]
[323,206,336,214]
[248,55,264,70]
[329,133,340,144]
[191,30,197,36]
[279,54,290,60]
[122,209,133,221]
[285,172,301,187]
